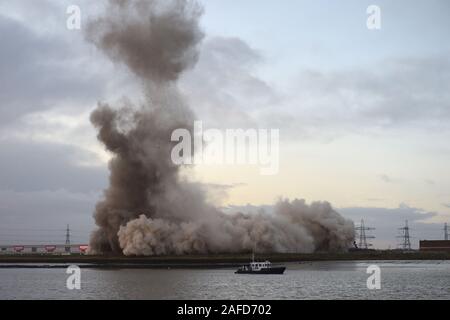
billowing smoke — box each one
[87,0,355,255]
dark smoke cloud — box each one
[117,200,355,255]
[87,0,354,255]
[86,0,203,82]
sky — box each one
[0,0,449,248]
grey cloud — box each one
[0,14,106,125]
[0,139,107,193]
[0,138,105,244]
[379,174,393,183]
[366,56,450,124]
[0,188,96,244]
[290,56,450,130]
[180,36,280,128]
[182,37,450,141]
[238,55,450,141]
[339,204,437,228]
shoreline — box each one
[1,251,450,269]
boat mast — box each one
[252,242,256,262]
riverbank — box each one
[1,251,450,269]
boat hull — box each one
[235,267,286,274]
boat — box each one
[235,252,286,274]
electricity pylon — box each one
[397,220,412,250]
[355,219,375,249]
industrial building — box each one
[0,225,89,255]
[419,240,450,252]
[0,244,89,255]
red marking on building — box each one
[45,246,57,252]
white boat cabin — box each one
[246,260,272,271]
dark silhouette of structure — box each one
[65,224,71,253]
[398,220,412,250]
[444,223,449,241]
[355,219,375,249]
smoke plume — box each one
[87,0,355,255]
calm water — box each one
[0,261,449,299]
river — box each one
[0,260,449,299]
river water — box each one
[0,260,449,299]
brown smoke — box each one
[86,0,203,82]
[87,0,355,255]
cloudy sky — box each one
[0,0,449,248]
